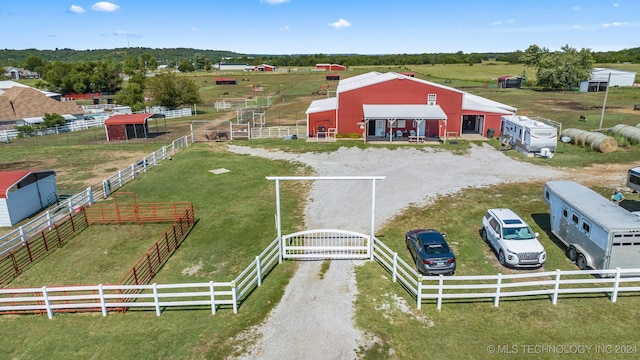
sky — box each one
[2,0,639,54]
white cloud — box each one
[69,5,85,14]
[260,0,290,4]
[91,2,120,12]
[188,27,197,32]
[573,6,580,11]
[329,18,351,29]
[280,25,290,31]
[602,22,629,27]
[492,20,502,26]
[613,3,619,7]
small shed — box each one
[326,74,340,81]
[215,77,238,85]
[498,76,524,88]
[0,170,57,227]
[255,64,276,72]
[104,113,165,141]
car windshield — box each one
[502,226,535,240]
[423,243,450,255]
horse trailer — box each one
[499,115,557,157]
[544,180,640,272]
[627,166,640,193]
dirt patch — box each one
[0,160,48,171]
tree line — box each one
[3,44,633,110]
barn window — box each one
[427,94,437,105]
[397,120,406,128]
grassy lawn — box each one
[2,64,640,358]
[8,223,171,286]
[356,181,640,359]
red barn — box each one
[215,77,238,85]
[316,63,347,71]
[255,64,276,72]
[305,71,516,140]
[104,113,165,141]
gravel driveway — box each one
[227,143,566,359]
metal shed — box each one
[104,113,165,141]
[0,170,57,227]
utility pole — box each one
[599,72,612,130]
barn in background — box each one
[579,68,637,92]
[0,170,57,227]
[316,64,347,71]
[104,113,166,141]
[498,75,524,88]
[305,71,516,141]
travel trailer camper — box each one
[499,115,558,157]
[544,180,640,272]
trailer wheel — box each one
[567,246,578,262]
[576,253,588,270]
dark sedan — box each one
[405,229,456,275]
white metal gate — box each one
[282,229,370,259]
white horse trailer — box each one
[499,115,557,157]
[627,166,640,193]
[544,180,640,272]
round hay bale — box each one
[560,128,618,153]
[611,124,640,143]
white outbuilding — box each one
[0,170,57,227]
[580,68,637,92]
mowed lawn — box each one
[8,223,171,286]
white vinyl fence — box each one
[0,118,107,142]
[373,237,640,310]
[0,135,193,258]
[0,237,281,318]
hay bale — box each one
[560,128,618,153]
[611,124,640,143]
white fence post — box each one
[98,284,107,316]
[416,276,422,310]
[392,252,398,282]
[19,226,26,245]
[437,275,444,310]
[552,269,561,305]
[209,281,216,315]
[42,286,53,319]
[256,256,263,287]
[494,273,502,307]
[231,281,238,314]
[153,283,161,316]
[612,267,622,303]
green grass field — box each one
[2,64,640,358]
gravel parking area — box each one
[225,143,578,359]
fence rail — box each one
[119,204,195,289]
[0,135,193,257]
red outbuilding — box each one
[305,71,516,141]
[254,64,276,72]
[215,77,238,85]
[316,64,347,71]
[104,113,166,141]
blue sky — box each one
[2,1,638,54]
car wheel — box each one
[415,258,424,274]
[567,246,577,262]
[576,253,588,270]
[480,228,488,242]
[498,250,506,266]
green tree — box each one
[147,71,200,109]
[115,82,145,111]
[22,55,47,74]
[178,60,195,72]
[41,113,66,128]
[521,44,594,90]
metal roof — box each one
[305,97,337,114]
[0,170,56,199]
[105,113,164,126]
[363,104,447,120]
[462,93,516,114]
